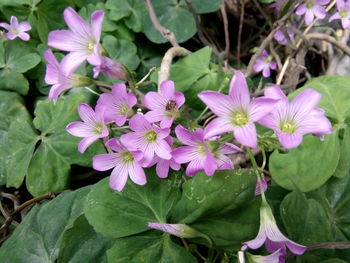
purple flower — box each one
[296,0,330,25]
[144,80,185,128]
[198,71,278,148]
[245,249,282,263]
[0,16,31,41]
[48,7,104,74]
[329,0,350,28]
[274,28,295,46]
[96,83,136,126]
[172,125,242,177]
[242,200,306,257]
[93,56,128,81]
[120,114,172,164]
[93,138,146,191]
[253,50,277,78]
[44,49,92,103]
[258,85,332,149]
[270,0,288,12]
[66,103,108,153]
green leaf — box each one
[84,170,182,238]
[26,94,105,196]
[0,91,31,185]
[280,171,350,261]
[103,35,140,70]
[105,0,146,32]
[58,215,113,263]
[292,76,350,124]
[0,68,30,95]
[269,133,340,192]
[259,0,275,3]
[107,234,196,263]
[191,0,221,13]
[172,169,256,223]
[6,120,39,187]
[334,127,350,178]
[142,0,196,43]
[0,187,90,263]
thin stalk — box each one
[84,86,100,96]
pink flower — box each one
[198,71,278,148]
[329,0,350,28]
[274,28,295,46]
[255,177,268,196]
[270,0,288,12]
[258,85,332,149]
[120,114,172,164]
[43,49,92,103]
[93,138,146,191]
[144,80,185,128]
[253,50,277,78]
[244,249,282,263]
[296,0,330,25]
[66,103,108,153]
[172,125,242,177]
[48,7,104,74]
[96,83,136,126]
[0,16,31,41]
[93,56,128,81]
[242,200,306,257]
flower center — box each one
[144,130,157,142]
[95,123,104,134]
[119,104,129,115]
[340,9,348,18]
[87,42,95,53]
[280,121,297,134]
[231,110,248,126]
[197,143,207,155]
[122,151,134,163]
[11,28,19,34]
[306,1,314,8]
[166,100,177,111]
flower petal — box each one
[172,146,198,164]
[93,153,118,171]
[186,158,205,177]
[203,153,217,176]
[64,7,90,36]
[228,71,250,108]
[128,114,151,131]
[48,30,79,52]
[144,91,166,110]
[155,140,172,160]
[128,163,146,186]
[18,32,30,41]
[175,125,197,146]
[204,118,234,139]
[198,91,234,117]
[78,136,98,153]
[156,159,170,178]
[290,89,321,120]
[109,165,129,191]
[66,121,95,137]
[18,21,31,31]
[249,97,277,122]
[277,131,303,149]
[160,80,175,99]
[0,22,10,30]
[78,103,98,125]
[298,114,332,135]
[91,10,104,41]
[234,123,257,148]
[105,138,124,152]
[61,51,88,75]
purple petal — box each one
[274,30,287,45]
[48,83,68,103]
[337,0,345,9]
[160,116,175,128]
[64,7,90,36]
[128,114,151,131]
[264,85,287,102]
[186,158,205,176]
[78,136,98,153]
[0,22,10,30]
[160,80,175,99]
[93,153,118,171]
[315,0,330,5]
[120,132,143,151]
[255,177,268,195]
[128,163,146,185]
[258,113,278,131]
[262,67,271,78]
[155,140,172,160]
[10,16,18,27]
[341,17,350,28]
[78,103,98,125]
[18,21,31,31]
[329,12,341,22]
[234,123,257,148]
[44,49,60,84]
[109,165,129,191]
[91,10,104,42]
[305,9,315,25]
[277,131,303,149]
[204,118,234,139]
[198,90,234,117]
[298,114,332,135]
[253,59,266,73]
[172,146,198,164]
[144,91,166,110]
[66,121,96,137]
[144,110,163,124]
[174,91,185,108]
[18,32,30,41]
[290,89,321,120]
[156,159,170,178]
[48,30,79,51]
[112,83,127,97]
[228,71,250,108]
[313,5,327,19]
[61,51,87,75]
[296,4,307,15]
[203,153,217,176]
[175,125,197,146]
[105,138,124,152]
[286,241,307,255]
[250,97,277,122]
[244,227,267,250]
[218,143,242,154]
[270,61,277,70]
[6,32,17,40]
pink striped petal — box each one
[109,165,129,191]
[78,136,99,153]
[91,10,104,41]
[93,153,119,171]
[228,71,250,108]
[159,80,175,99]
[128,163,146,186]
[234,123,257,148]
[198,91,234,117]
[276,131,303,149]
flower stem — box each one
[84,86,100,96]
[136,67,156,87]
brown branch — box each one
[158,47,191,89]
[306,33,350,55]
[307,241,350,250]
[0,192,59,234]
[252,0,273,28]
[221,0,230,61]
[144,0,179,47]
[236,0,244,68]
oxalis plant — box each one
[0,0,350,262]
